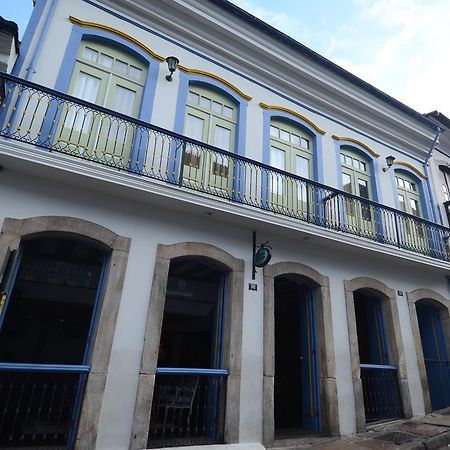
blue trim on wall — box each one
[12,0,47,77]
[423,164,439,224]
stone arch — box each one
[0,216,131,449]
[407,289,450,413]
[262,262,338,447]
[131,242,244,449]
[345,277,411,432]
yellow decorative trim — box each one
[393,161,427,179]
[332,135,380,158]
[259,103,326,135]
[69,16,165,62]
[178,66,252,100]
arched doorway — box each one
[274,275,320,436]
[131,242,244,450]
[263,262,338,447]
[416,300,450,410]
[148,258,227,446]
[353,289,403,423]
[345,278,410,431]
[0,236,108,448]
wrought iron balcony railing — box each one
[148,370,227,447]
[0,363,88,450]
[360,364,403,423]
[1,72,449,261]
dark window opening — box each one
[274,275,320,436]
[158,259,225,369]
[0,237,106,365]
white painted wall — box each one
[1,168,448,448]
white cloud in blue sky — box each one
[3,0,449,115]
[229,0,450,115]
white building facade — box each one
[0,1,449,449]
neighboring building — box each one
[0,1,450,449]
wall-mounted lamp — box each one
[382,155,395,172]
[252,231,272,280]
[165,56,179,82]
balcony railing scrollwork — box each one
[1,72,449,261]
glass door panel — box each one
[183,109,210,186]
[57,64,108,153]
[97,77,143,166]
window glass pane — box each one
[223,105,233,118]
[270,146,285,194]
[111,84,136,116]
[353,158,360,169]
[300,137,309,149]
[214,125,231,151]
[296,155,309,179]
[410,182,416,192]
[270,126,279,138]
[280,129,290,141]
[358,179,369,199]
[115,59,128,74]
[340,153,345,164]
[404,180,411,190]
[291,134,300,146]
[342,173,352,194]
[98,53,113,68]
[410,199,419,216]
[398,177,405,188]
[83,47,98,62]
[129,65,142,80]
[186,114,204,141]
[110,85,136,142]
[200,96,211,109]
[345,155,352,165]
[398,194,406,211]
[212,101,222,113]
[66,72,101,132]
[188,91,200,105]
[443,184,450,201]
[360,161,366,172]
[270,146,285,171]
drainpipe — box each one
[423,126,442,224]
[25,0,58,81]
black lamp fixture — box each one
[252,231,272,280]
[165,56,179,81]
[383,155,395,172]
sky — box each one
[2,0,448,115]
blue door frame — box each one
[299,288,321,432]
[0,239,109,450]
[416,302,450,410]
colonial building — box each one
[0,1,449,449]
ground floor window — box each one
[0,237,107,448]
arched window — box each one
[269,119,314,213]
[57,39,148,165]
[0,236,108,448]
[182,85,238,194]
[395,171,422,217]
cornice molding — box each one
[393,160,427,179]
[259,103,326,135]
[69,16,165,62]
[178,66,252,100]
[332,135,380,158]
